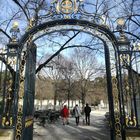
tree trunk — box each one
[81,92,85,113]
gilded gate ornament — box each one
[124,82,137,128]
[49,0,105,23]
[16,34,35,140]
[126,116,137,127]
[2,72,15,127]
[61,0,73,14]
[120,55,138,128]
[2,116,12,126]
[15,51,27,140]
[15,33,34,139]
[26,18,35,31]
[55,0,78,16]
[112,77,122,138]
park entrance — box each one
[0,0,140,140]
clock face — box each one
[60,0,73,14]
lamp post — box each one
[117,18,130,52]
[7,21,20,54]
[116,17,131,140]
[1,21,20,128]
[10,21,20,43]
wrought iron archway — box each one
[0,0,140,140]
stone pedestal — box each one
[126,129,140,140]
[0,129,14,140]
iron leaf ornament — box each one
[49,0,106,24]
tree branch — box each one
[0,56,16,77]
[12,0,29,21]
[36,31,80,73]
[0,29,11,39]
[113,30,140,40]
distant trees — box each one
[71,48,105,109]
[35,74,108,108]
[35,49,107,108]
[92,76,108,105]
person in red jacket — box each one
[61,105,69,125]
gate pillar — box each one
[21,44,36,140]
[13,43,36,140]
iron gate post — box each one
[21,44,36,140]
[117,51,126,140]
[104,42,116,140]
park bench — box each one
[34,110,61,126]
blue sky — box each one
[34,29,105,65]
[0,0,138,75]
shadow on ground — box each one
[33,111,110,140]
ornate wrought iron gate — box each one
[117,42,140,138]
[14,44,36,140]
[0,0,140,140]
[0,45,17,128]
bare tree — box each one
[0,0,140,73]
[71,47,105,110]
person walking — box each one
[61,105,69,125]
[73,104,81,126]
[84,103,91,125]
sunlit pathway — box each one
[33,110,110,140]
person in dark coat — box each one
[84,103,91,125]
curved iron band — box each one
[16,18,121,140]
[18,19,119,52]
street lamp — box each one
[116,18,130,69]
[117,18,130,52]
[7,21,20,54]
[10,21,20,43]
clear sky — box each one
[0,0,139,76]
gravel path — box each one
[33,110,110,140]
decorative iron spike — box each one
[56,1,60,13]
[74,0,78,13]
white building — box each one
[34,99,82,110]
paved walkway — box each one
[33,110,110,140]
